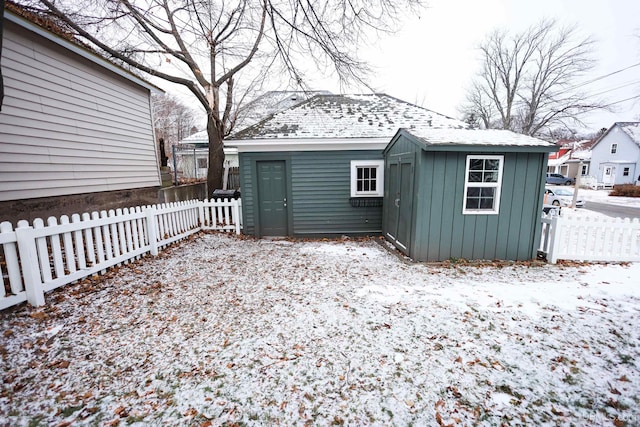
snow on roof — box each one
[404,128,555,148]
[617,122,640,145]
[228,93,467,140]
[180,90,331,144]
[571,148,592,160]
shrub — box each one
[610,184,640,197]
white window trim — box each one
[463,155,504,215]
[611,143,617,154]
[350,160,384,197]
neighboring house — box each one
[174,90,330,180]
[384,128,556,261]
[0,4,162,224]
[547,138,596,179]
[227,93,468,238]
[589,122,640,186]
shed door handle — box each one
[394,198,400,207]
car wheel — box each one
[552,200,560,206]
[565,181,572,185]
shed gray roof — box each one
[405,128,556,147]
[229,93,467,140]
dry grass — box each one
[610,184,640,198]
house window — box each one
[463,155,504,215]
[350,160,384,197]
[197,158,208,168]
[581,164,588,176]
[623,167,630,176]
[611,144,617,154]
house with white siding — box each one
[0,3,162,224]
[589,122,640,187]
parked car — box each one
[544,187,585,207]
[546,173,574,185]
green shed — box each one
[227,94,467,237]
[383,128,557,261]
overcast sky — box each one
[161,0,640,134]
[313,0,640,133]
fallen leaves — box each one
[1,233,638,426]
[49,360,70,369]
[29,311,47,321]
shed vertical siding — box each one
[240,150,384,236]
[0,20,160,202]
[407,148,546,262]
[386,135,547,261]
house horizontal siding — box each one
[413,150,545,261]
[0,19,160,202]
[590,126,640,184]
[239,150,384,236]
[290,151,382,235]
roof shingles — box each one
[229,94,468,140]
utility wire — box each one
[584,79,640,98]
[562,61,640,93]
[577,94,640,115]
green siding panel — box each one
[385,134,547,261]
[240,150,383,237]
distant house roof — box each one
[4,2,161,93]
[617,122,640,145]
[548,148,571,160]
[229,93,467,141]
[394,128,556,153]
[180,90,331,145]
[593,122,640,150]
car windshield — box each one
[553,188,573,196]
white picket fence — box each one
[540,212,640,263]
[0,198,242,310]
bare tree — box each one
[152,94,198,144]
[20,0,421,191]
[152,93,198,167]
[460,19,603,137]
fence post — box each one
[15,220,45,306]
[547,214,562,264]
[1,222,23,295]
[233,199,241,235]
[198,200,206,229]
[145,206,159,256]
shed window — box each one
[463,155,503,215]
[611,144,617,154]
[350,160,384,197]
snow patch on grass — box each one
[1,233,638,426]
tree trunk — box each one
[206,115,225,195]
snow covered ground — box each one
[1,233,639,426]
[578,188,640,209]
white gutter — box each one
[226,137,389,153]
